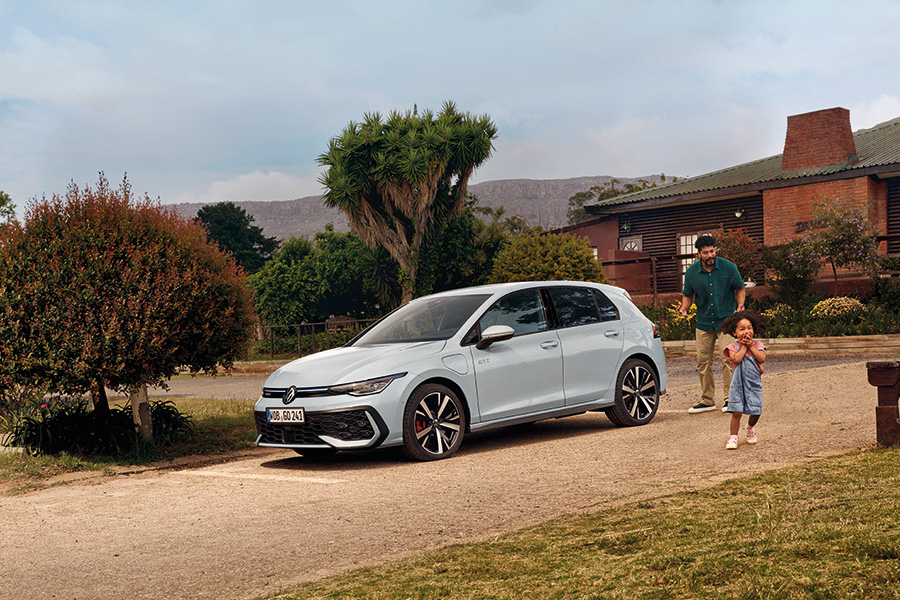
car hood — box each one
[263,341,448,389]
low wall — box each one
[663,334,900,359]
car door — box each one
[470,288,564,422]
[546,286,624,405]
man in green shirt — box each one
[679,235,746,413]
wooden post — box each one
[297,324,303,358]
[650,257,659,307]
[866,361,900,447]
[130,384,153,443]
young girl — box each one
[720,310,767,449]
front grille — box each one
[255,409,376,445]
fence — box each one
[260,317,379,359]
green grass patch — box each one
[261,447,900,600]
[0,397,257,494]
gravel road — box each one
[0,353,893,600]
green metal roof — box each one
[589,116,900,212]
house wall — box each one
[562,217,619,251]
[763,176,888,246]
[615,196,764,293]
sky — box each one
[3,0,900,218]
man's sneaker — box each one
[688,402,716,414]
[721,402,729,413]
[746,425,758,444]
[726,435,738,450]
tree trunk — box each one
[91,381,110,418]
[129,384,154,443]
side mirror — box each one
[476,325,515,350]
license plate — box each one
[267,408,306,423]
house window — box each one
[679,233,698,287]
[619,235,642,252]
[679,230,716,286]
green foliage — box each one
[0,190,14,226]
[415,197,515,296]
[762,237,822,309]
[489,233,608,284]
[248,228,385,326]
[713,226,763,281]
[638,303,696,341]
[869,276,900,313]
[809,198,880,281]
[195,201,278,274]
[8,399,194,457]
[0,174,255,401]
[318,101,498,302]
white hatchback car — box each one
[255,281,666,460]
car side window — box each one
[548,287,602,328]
[478,289,548,336]
[592,289,620,322]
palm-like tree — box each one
[318,102,498,303]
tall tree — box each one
[318,101,498,303]
[0,174,254,434]
[196,201,278,274]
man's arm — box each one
[735,285,746,312]
[680,293,694,317]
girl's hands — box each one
[740,331,753,346]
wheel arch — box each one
[414,376,473,433]
[621,351,661,383]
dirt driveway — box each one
[0,355,891,600]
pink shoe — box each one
[746,425,758,445]
[725,435,738,449]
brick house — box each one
[561,107,900,303]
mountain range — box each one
[172,174,668,241]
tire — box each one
[402,383,466,461]
[606,359,659,427]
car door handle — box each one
[604,330,620,337]
[540,340,559,349]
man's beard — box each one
[703,256,716,267]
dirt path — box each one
[0,356,889,600]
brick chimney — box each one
[781,107,856,172]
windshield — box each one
[351,294,491,345]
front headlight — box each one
[328,373,407,396]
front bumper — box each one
[254,405,389,450]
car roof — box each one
[419,280,622,301]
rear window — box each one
[548,287,602,327]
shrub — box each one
[714,227,763,282]
[489,233,608,283]
[762,238,822,309]
[809,297,866,320]
[8,399,194,457]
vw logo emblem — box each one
[282,386,297,405]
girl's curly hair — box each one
[720,309,768,337]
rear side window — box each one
[548,287,601,327]
[478,288,548,336]
[592,289,620,322]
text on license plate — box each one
[267,408,305,423]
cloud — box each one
[167,170,325,206]
[851,95,900,129]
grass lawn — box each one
[0,396,257,494]
[259,447,900,600]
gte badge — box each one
[282,386,298,405]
